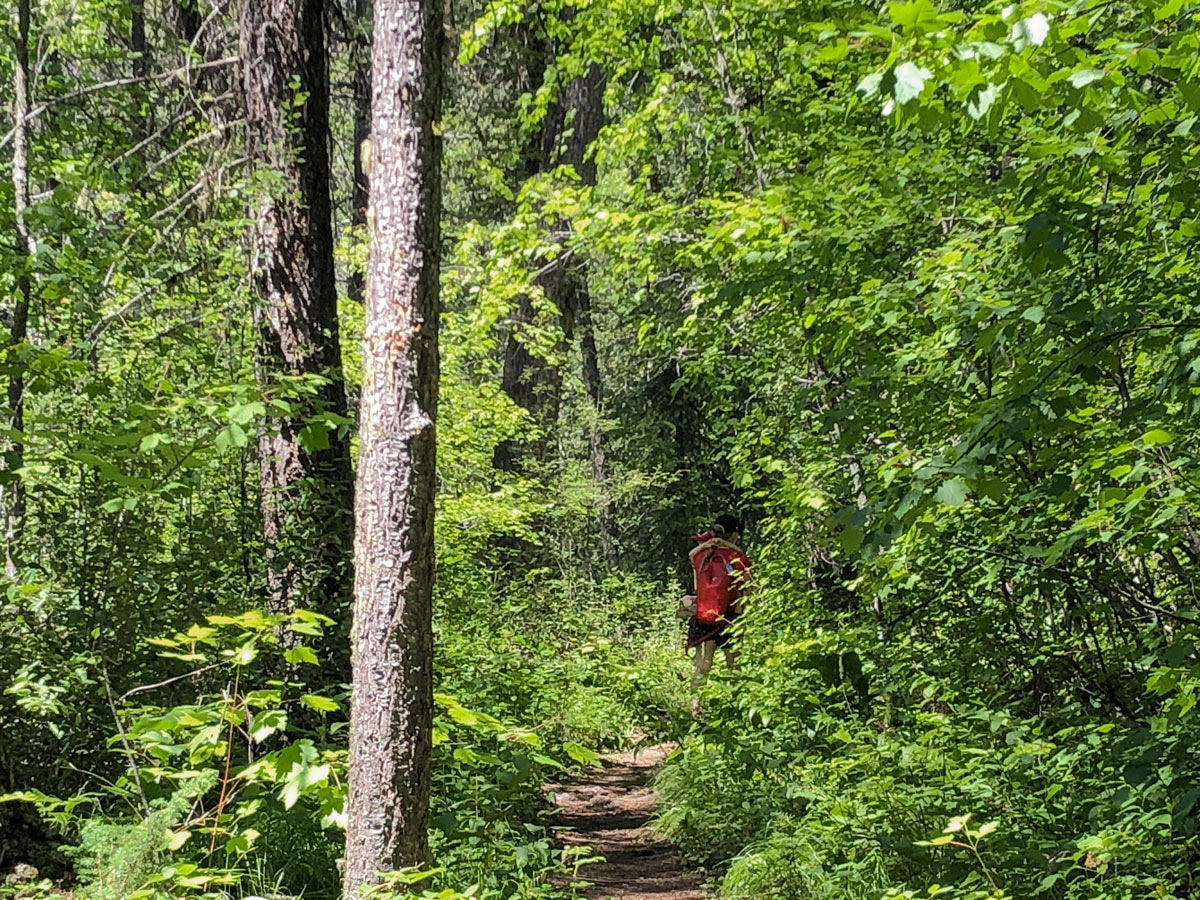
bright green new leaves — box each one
[889,0,940,31]
[893,61,934,104]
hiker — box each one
[678,514,750,706]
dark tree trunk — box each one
[491,48,617,561]
[491,291,566,473]
[131,0,149,140]
[341,0,442,890]
[6,0,32,577]
[540,62,604,182]
[537,62,618,564]
[347,0,372,304]
[491,26,555,474]
[131,0,148,78]
[177,0,202,43]
[239,0,353,631]
[492,59,607,469]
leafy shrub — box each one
[64,783,209,900]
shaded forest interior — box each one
[4,0,1200,898]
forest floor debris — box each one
[549,744,705,900]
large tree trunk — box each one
[490,26,555,474]
[5,0,33,578]
[492,52,617,562]
[341,0,442,891]
[239,0,353,631]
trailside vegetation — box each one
[2,0,1200,898]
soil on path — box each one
[549,744,705,900]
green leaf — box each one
[1173,787,1200,821]
[299,694,340,713]
[1155,0,1185,19]
[215,423,249,453]
[228,401,265,425]
[224,828,260,855]
[229,641,258,666]
[935,478,969,507]
[893,62,933,105]
[284,645,319,666]
[1010,13,1049,49]
[563,741,601,767]
[857,72,883,98]
[888,0,938,30]
[1068,69,1104,89]
[1143,429,1174,447]
[139,432,166,453]
[298,422,331,453]
[967,82,1003,120]
[279,762,330,809]
[839,526,864,553]
[448,705,479,726]
[249,709,287,742]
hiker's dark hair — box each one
[714,513,744,536]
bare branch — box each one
[0,57,239,152]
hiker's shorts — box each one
[686,615,736,650]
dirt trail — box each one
[549,744,705,900]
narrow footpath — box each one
[549,744,705,900]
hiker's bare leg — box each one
[722,646,738,669]
[690,639,716,691]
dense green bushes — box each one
[2,570,690,899]
[653,544,1200,900]
[7,0,1200,897]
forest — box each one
[3,0,1200,897]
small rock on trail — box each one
[548,744,705,900]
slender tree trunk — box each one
[576,289,619,566]
[5,0,33,578]
[347,0,372,304]
[700,1,766,191]
[131,0,148,78]
[341,0,442,890]
[239,0,353,630]
[131,0,149,141]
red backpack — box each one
[695,547,736,625]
